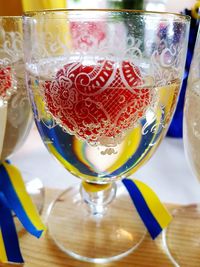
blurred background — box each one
[0,0,196,15]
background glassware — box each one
[108,0,143,9]
[23,9,189,263]
[144,0,167,11]
[164,25,200,267]
[0,16,44,213]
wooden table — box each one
[1,189,200,267]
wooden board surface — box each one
[0,189,199,267]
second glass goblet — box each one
[23,9,190,263]
[0,16,44,213]
[164,25,200,267]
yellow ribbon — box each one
[0,230,7,263]
[192,1,200,19]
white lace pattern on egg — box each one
[41,59,155,146]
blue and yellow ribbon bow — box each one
[0,156,171,262]
[0,161,46,263]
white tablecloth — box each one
[12,127,200,205]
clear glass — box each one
[164,25,200,267]
[0,17,44,213]
[23,9,190,263]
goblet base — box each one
[163,205,200,267]
[25,178,45,214]
[47,183,146,263]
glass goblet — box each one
[0,16,44,213]
[23,9,190,263]
[164,25,200,267]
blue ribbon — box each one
[0,192,23,263]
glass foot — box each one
[25,178,45,214]
[163,205,200,267]
[47,183,146,263]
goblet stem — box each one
[80,182,117,217]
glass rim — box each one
[0,16,21,19]
[23,8,190,21]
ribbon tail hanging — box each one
[122,178,172,239]
[0,192,23,264]
[0,162,46,238]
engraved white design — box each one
[0,18,23,102]
[0,19,31,128]
[7,79,30,128]
[185,36,200,139]
[29,21,185,146]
